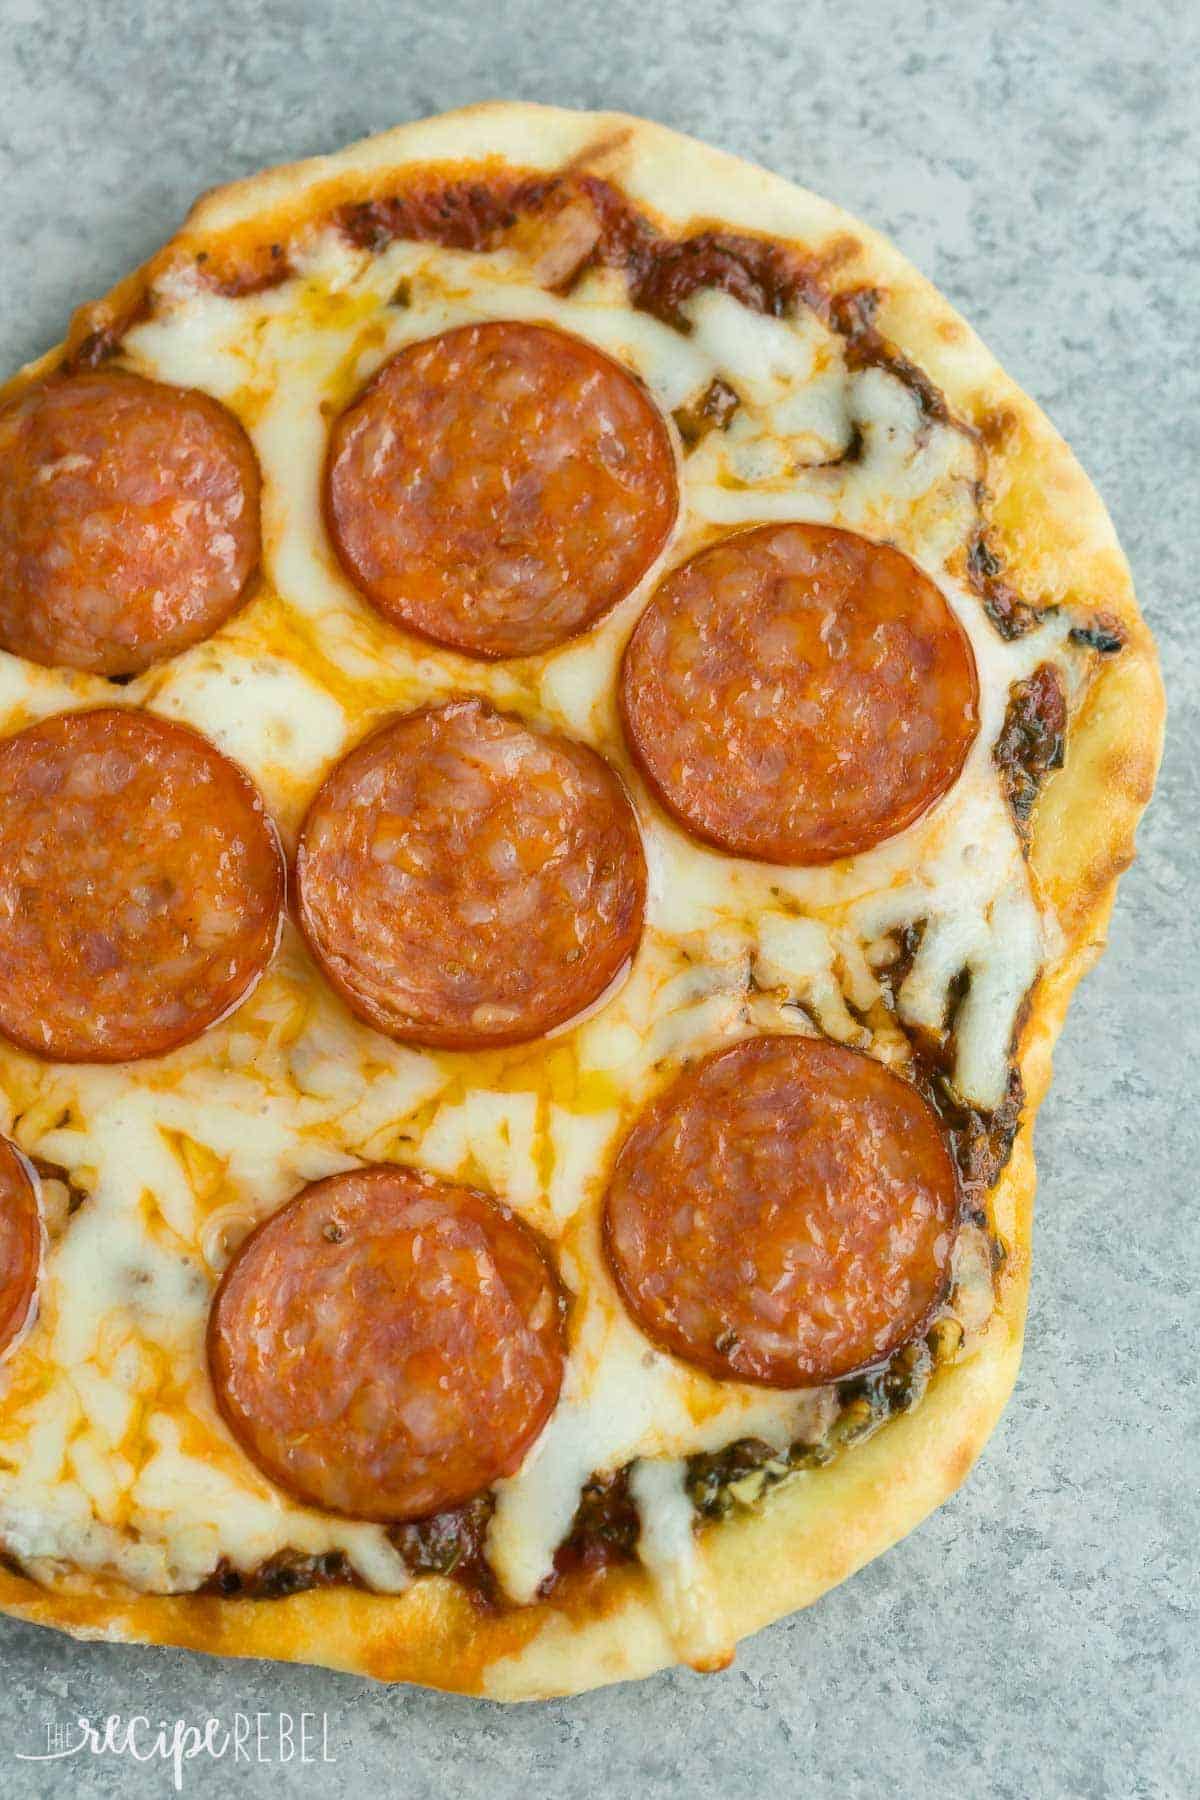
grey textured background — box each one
[0,1,1195,1795]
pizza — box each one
[0,103,1163,1699]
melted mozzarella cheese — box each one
[629,1459,733,1672]
[0,215,1080,1617]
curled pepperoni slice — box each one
[209,1166,566,1520]
[0,1137,39,1359]
[0,708,283,1063]
[324,320,678,659]
[0,370,261,676]
[604,1035,960,1387]
[297,698,646,1049]
[620,523,980,865]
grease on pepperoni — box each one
[0,1137,39,1359]
[620,523,979,866]
[0,370,261,676]
[0,708,283,1063]
[324,320,678,659]
[208,1166,566,1521]
[297,698,646,1049]
[604,1035,960,1387]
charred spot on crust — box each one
[995,663,1068,838]
[1069,612,1126,655]
[209,1499,503,1609]
[202,1549,360,1599]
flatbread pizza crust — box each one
[0,103,1163,1698]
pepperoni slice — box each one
[0,370,261,676]
[604,1035,960,1387]
[0,708,283,1063]
[324,320,678,659]
[620,523,980,865]
[208,1166,566,1520]
[0,1137,39,1359]
[297,698,646,1049]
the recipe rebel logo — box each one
[14,1710,337,1788]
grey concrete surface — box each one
[0,1,1195,1794]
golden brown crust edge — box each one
[0,103,1165,1699]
